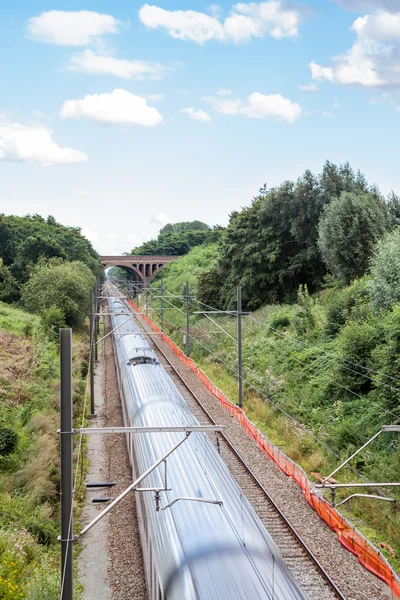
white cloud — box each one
[27,10,120,46]
[310,10,400,89]
[0,121,88,166]
[60,89,163,126]
[323,111,335,118]
[67,50,169,80]
[332,97,340,108]
[147,93,166,102]
[216,88,233,95]
[151,212,170,226]
[298,83,319,92]
[138,1,301,44]
[181,107,212,122]
[204,92,302,122]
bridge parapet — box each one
[100,255,179,283]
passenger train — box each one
[109,295,308,600]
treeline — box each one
[195,162,399,310]
[131,220,224,256]
[0,214,102,332]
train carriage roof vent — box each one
[127,355,159,366]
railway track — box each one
[125,304,346,600]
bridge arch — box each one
[101,255,179,284]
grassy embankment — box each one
[131,247,400,573]
[0,302,88,599]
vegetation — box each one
[0,213,102,298]
[21,259,95,330]
[318,191,391,284]
[131,161,400,571]
[131,220,224,256]
[0,214,97,595]
[0,302,86,598]
[195,162,396,310]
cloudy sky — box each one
[1,0,399,254]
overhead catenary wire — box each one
[143,286,400,473]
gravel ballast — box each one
[103,318,147,600]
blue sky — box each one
[0,0,399,254]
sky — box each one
[1,0,400,254]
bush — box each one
[22,258,94,329]
[324,277,370,336]
[40,305,66,339]
[369,228,400,312]
[269,311,291,330]
[337,317,381,393]
[0,427,18,456]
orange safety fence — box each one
[128,299,400,598]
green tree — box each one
[22,259,95,328]
[0,258,18,302]
[318,191,390,284]
[131,221,223,256]
[369,228,400,311]
[0,214,102,291]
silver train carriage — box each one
[109,297,308,600]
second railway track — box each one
[127,304,346,600]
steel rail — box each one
[127,306,346,600]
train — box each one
[108,294,308,600]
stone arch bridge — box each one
[101,255,179,285]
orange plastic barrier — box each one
[128,300,400,598]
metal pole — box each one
[160,276,164,332]
[186,280,190,357]
[145,286,149,317]
[94,283,98,362]
[60,329,73,600]
[237,285,243,408]
[96,278,100,335]
[89,288,95,416]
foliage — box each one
[318,191,391,284]
[21,259,94,329]
[131,221,224,256]
[40,306,66,339]
[0,302,88,596]
[151,244,220,300]
[200,161,378,310]
[0,259,19,303]
[369,228,400,312]
[0,429,18,457]
[142,244,400,565]
[0,213,102,290]
[324,277,371,336]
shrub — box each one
[336,317,381,393]
[0,428,18,456]
[269,312,291,330]
[324,277,370,336]
[40,305,66,339]
[22,259,94,329]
